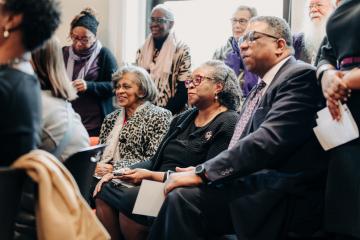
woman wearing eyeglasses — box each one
[213,5,258,98]
[63,8,118,137]
[93,60,241,240]
[136,4,191,115]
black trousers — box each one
[148,181,251,240]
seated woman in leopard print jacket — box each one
[95,65,172,178]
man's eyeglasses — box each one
[230,18,249,25]
[241,31,279,44]
[149,17,171,25]
[184,75,215,88]
[70,34,93,45]
[308,3,324,10]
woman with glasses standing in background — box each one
[136,4,191,115]
[63,7,118,137]
[94,60,241,240]
[213,5,258,99]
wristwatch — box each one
[195,165,208,184]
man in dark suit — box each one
[148,16,327,240]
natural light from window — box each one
[164,0,284,68]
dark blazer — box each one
[0,68,41,166]
[204,57,328,239]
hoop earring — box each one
[3,29,9,39]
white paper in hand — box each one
[313,104,359,151]
[132,180,165,217]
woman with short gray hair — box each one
[112,65,158,103]
[94,64,172,178]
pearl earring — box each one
[3,29,9,39]
[214,93,218,101]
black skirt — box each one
[96,181,154,226]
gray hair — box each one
[307,0,337,8]
[199,60,242,111]
[112,65,158,103]
[250,16,293,48]
[235,5,258,18]
[152,4,175,21]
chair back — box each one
[0,168,26,240]
[64,144,106,201]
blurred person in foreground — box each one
[0,0,60,166]
[317,0,360,239]
[32,37,90,162]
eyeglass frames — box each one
[230,18,249,25]
[241,30,279,44]
[70,34,93,45]
[308,3,325,10]
[148,17,172,25]
[184,75,215,88]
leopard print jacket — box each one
[99,103,172,170]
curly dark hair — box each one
[199,60,242,111]
[4,0,61,51]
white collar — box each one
[261,56,291,94]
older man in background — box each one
[294,0,336,64]
[213,6,258,98]
[136,4,191,115]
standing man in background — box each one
[136,4,191,115]
[293,0,335,64]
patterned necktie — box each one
[228,81,266,149]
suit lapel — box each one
[242,57,297,136]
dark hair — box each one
[4,0,61,51]
[200,60,242,111]
[70,8,99,36]
[250,16,293,47]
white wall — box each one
[291,0,307,34]
[166,0,284,68]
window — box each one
[164,0,284,68]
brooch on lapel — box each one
[204,131,213,141]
